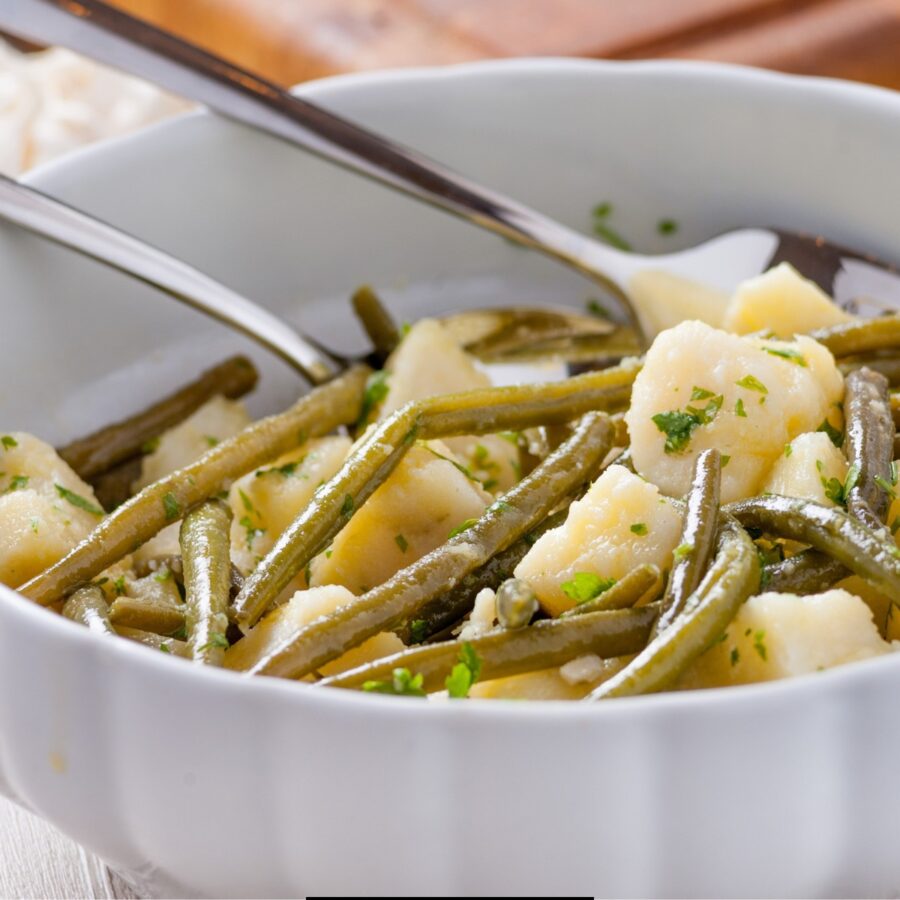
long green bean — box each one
[115,625,189,656]
[839,353,900,386]
[653,449,721,638]
[351,285,400,361]
[561,564,662,617]
[763,550,847,594]
[811,317,900,359]
[58,355,259,479]
[233,361,639,628]
[20,365,370,607]
[396,506,570,644]
[587,518,759,700]
[322,605,657,693]
[180,499,233,666]
[247,412,615,679]
[108,595,186,635]
[62,584,115,635]
[843,368,894,530]
[728,494,900,596]
[90,456,143,512]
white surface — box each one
[0,797,138,899]
[1,60,900,897]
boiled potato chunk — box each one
[628,269,728,337]
[679,589,892,689]
[514,465,682,616]
[226,436,351,571]
[310,440,492,594]
[0,432,104,588]
[379,318,519,492]
[135,395,250,489]
[723,262,854,337]
[761,432,848,506]
[625,320,844,502]
[223,584,403,675]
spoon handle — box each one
[0,174,340,384]
[2,0,629,302]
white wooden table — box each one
[0,797,141,899]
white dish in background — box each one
[1,59,899,897]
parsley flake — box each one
[734,398,747,418]
[561,572,616,604]
[652,410,700,454]
[199,631,229,653]
[395,533,409,553]
[752,630,768,661]
[6,474,28,492]
[341,494,354,516]
[673,542,694,561]
[586,298,611,319]
[630,522,648,536]
[448,518,479,539]
[55,484,103,516]
[363,667,426,697]
[657,218,679,236]
[817,418,844,448]
[1,435,18,450]
[162,492,182,522]
[736,374,768,394]
[764,346,807,366]
[445,643,483,699]
[357,370,390,427]
[690,386,715,401]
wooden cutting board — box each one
[111,0,900,89]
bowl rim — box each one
[10,56,900,720]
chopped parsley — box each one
[499,431,522,446]
[734,398,747,418]
[448,518,479,539]
[843,463,861,499]
[55,484,103,516]
[586,298,611,319]
[140,436,160,454]
[721,454,731,467]
[6,474,29,492]
[784,443,793,458]
[735,374,768,394]
[1,435,18,451]
[817,418,844,448]
[752,630,768,661]
[591,221,632,252]
[652,410,700,454]
[204,435,219,448]
[422,445,480,483]
[890,517,900,536]
[730,647,740,667]
[29,517,39,534]
[763,346,807,367]
[690,386,715,401]
[394,533,409,553]
[240,516,264,550]
[153,566,172,583]
[159,643,172,654]
[341,494,354,516]
[445,643,483,699]
[657,218,678,236]
[630,522,648,536]
[113,576,127,596]
[199,631,229,653]
[256,458,305,479]
[363,667,426,697]
[874,475,898,500]
[673,542,694,561]
[822,477,845,505]
[408,620,428,644]
[162,492,182,522]
[592,202,613,218]
[561,572,616,604]
[357,370,390,427]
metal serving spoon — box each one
[4,0,900,362]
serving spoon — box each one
[3,0,900,367]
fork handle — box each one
[0,174,341,384]
[1,0,629,302]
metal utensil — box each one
[4,0,900,345]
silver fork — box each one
[3,0,900,370]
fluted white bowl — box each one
[2,59,900,898]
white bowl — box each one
[2,59,900,898]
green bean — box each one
[247,412,615,679]
[843,368,894,531]
[58,355,259,480]
[133,555,245,598]
[561,564,663,617]
[180,499,233,666]
[587,518,759,700]
[395,507,570,644]
[811,317,900,359]
[108,595,186,636]
[763,550,846,594]
[351,285,400,361]
[322,605,657,693]
[495,578,539,629]
[234,361,639,628]
[90,456,143,512]
[653,449,721,638]
[840,353,900,386]
[20,365,370,607]
[728,494,900,597]
[115,626,189,657]
[62,585,115,635]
